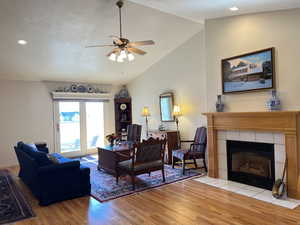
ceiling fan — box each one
[86,0,155,62]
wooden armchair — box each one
[116,137,166,190]
[172,127,207,174]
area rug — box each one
[80,155,204,202]
[0,170,35,224]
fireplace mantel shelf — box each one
[202,111,300,199]
[203,111,300,134]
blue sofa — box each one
[14,142,91,206]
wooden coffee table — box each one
[97,143,132,175]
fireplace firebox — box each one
[227,140,275,190]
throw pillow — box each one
[20,143,52,167]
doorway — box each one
[54,101,104,157]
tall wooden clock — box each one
[114,98,132,137]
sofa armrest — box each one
[80,165,90,176]
[79,165,91,194]
[36,161,84,205]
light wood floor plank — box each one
[5,167,300,225]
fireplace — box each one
[227,140,275,190]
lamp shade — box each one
[173,105,182,117]
[142,107,150,117]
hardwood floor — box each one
[7,167,300,225]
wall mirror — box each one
[159,92,174,122]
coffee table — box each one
[97,143,133,175]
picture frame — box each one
[221,48,275,94]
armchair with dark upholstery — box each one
[172,127,207,174]
[116,137,166,190]
[127,124,142,143]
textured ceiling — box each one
[1,0,299,84]
[129,0,300,23]
[0,0,202,84]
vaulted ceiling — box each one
[0,0,202,84]
[0,0,299,84]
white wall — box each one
[128,8,300,140]
[205,8,300,112]
[128,31,207,140]
[0,80,116,167]
[0,80,54,167]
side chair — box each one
[172,127,207,175]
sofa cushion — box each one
[19,142,52,167]
[49,153,76,164]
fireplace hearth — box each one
[227,140,275,190]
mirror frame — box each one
[159,92,175,122]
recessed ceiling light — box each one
[230,6,239,11]
[18,40,27,45]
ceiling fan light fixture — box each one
[85,0,155,62]
[117,55,124,62]
[128,53,135,61]
[120,49,127,59]
[109,53,117,61]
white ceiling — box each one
[0,0,202,84]
[1,0,300,84]
[129,0,300,23]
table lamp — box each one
[173,105,182,148]
[142,107,150,137]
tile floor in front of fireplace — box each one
[194,176,300,209]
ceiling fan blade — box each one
[109,35,123,45]
[106,48,121,57]
[86,44,114,48]
[127,40,155,47]
[128,47,147,55]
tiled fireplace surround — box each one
[203,111,300,199]
[217,130,286,182]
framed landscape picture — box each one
[221,48,275,94]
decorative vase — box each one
[267,89,281,111]
[115,85,130,99]
[216,95,225,112]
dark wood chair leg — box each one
[116,169,119,184]
[182,159,186,175]
[148,172,151,176]
[203,158,207,172]
[193,158,198,169]
[162,166,166,182]
[172,156,175,168]
[131,174,135,190]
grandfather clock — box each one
[114,98,132,138]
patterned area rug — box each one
[80,155,204,202]
[0,170,34,224]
